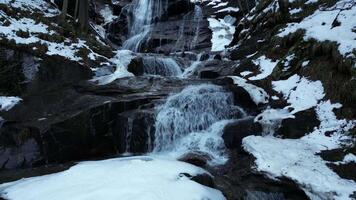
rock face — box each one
[277,109,320,139]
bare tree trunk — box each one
[78,0,89,31]
[60,0,69,22]
[74,0,79,19]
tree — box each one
[77,0,89,31]
[60,0,68,22]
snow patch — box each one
[249,56,278,80]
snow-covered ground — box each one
[0,156,225,200]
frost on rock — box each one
[0,96,22,111]
[208,15,236,52]
[249,56,278,80]
[278,0,356,59]
[229,76,269,105]
[0,157,226,200]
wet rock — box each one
[178,151,212,167]
[222,117,262,150]
[277,109,320,139]
[127,57,144,76]
[179,172,215,188]
[199,67,220,79]
[191,173,215,188]
[113,109,155,153]
[327,163,356,181]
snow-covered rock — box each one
[0,156,225,200]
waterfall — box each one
[122,0,168,52]
[142,56,183,76]
[189,5,203,50]
[174,5,203,52]
[152,84,245,164]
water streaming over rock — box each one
[152,84,246,164]
[122,0,168,51]
[142,56,183,76]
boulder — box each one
[178,151,212,167]
[277,108,320,139]
[127,57,144,76]
[222,117,262,149]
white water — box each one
[153,84,246,164]
[142,56,183,76]
[122,0,168,52]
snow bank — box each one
[249,56,278,80]
[0,156,225,200]
[208,15,236,52]
[0,96,22,111]
[278,0,356,59]
[229,76,269,104]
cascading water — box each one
[189,5,203,50]
[122,0,168,52]
[174,5,203,52]
[152,84,246,164]
[142,56,183,76]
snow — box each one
[278,0,356,59]
[0,96,22,111]
[91,50,135,85]
[208,15,236,52]
[340,154,356,164]
[289,8,302,15]
[212,2,228,8]
[302,60,310,67]
[100,5,117,24]
[0,156,225,200]
[249,56,278,80]
[272,74,325,113]
[216,7,239,13]
[46,40,84,61]
[229,76,269,105]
